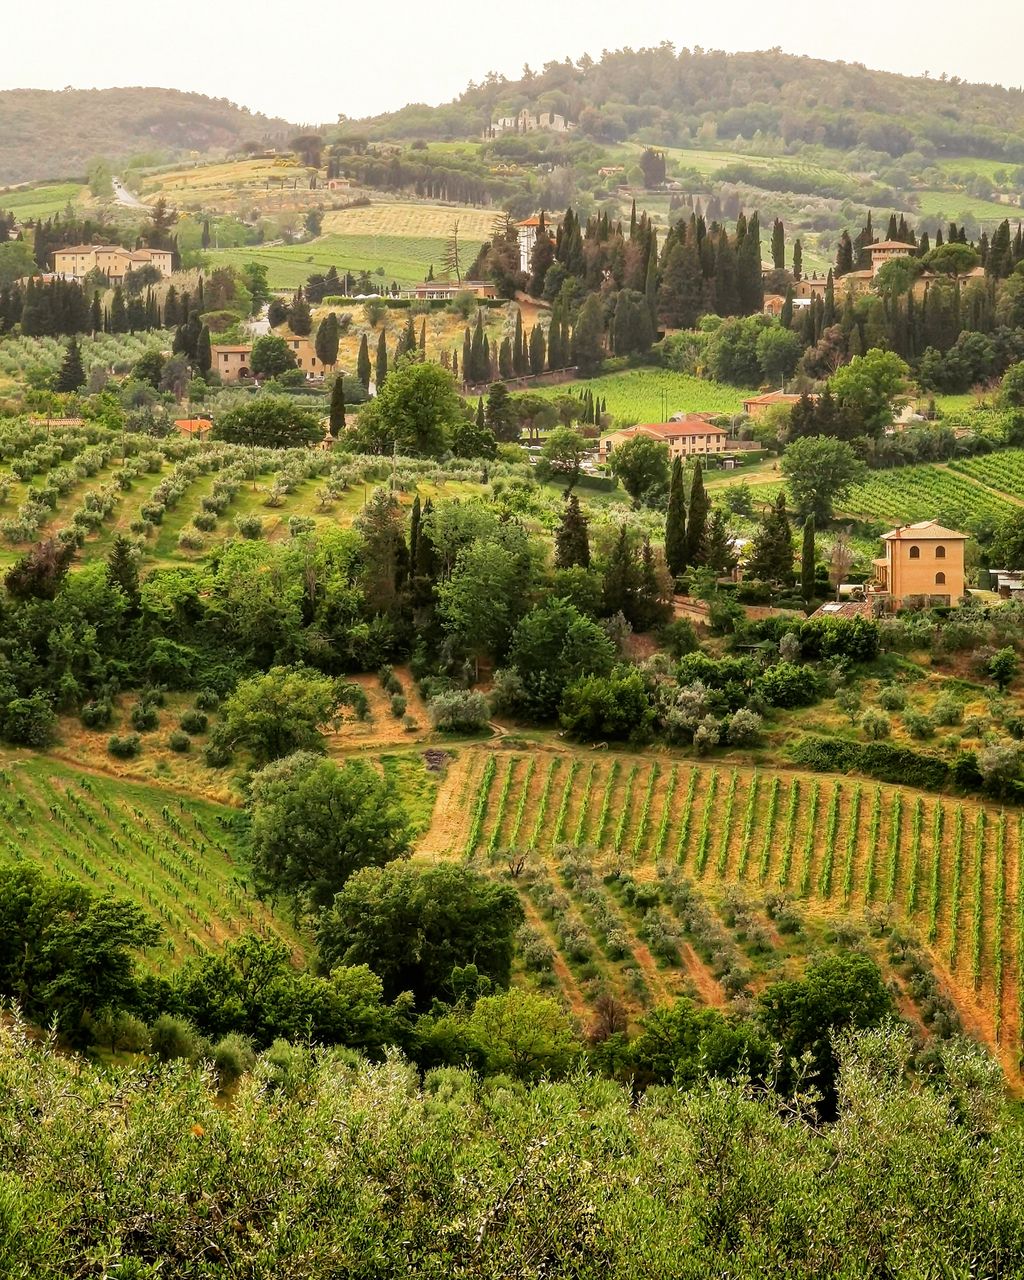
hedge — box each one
[788,735,957,794]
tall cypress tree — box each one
[771,218,785,270]
[106,534,141,614]
[792,238,803,281]
[375,329,388,390]
[529,324,545,375]
[408,494,421,573]
[195,324,212,377]
[55,336,85,392]
[664,454,688,578]
[471,312,486,382]
[357,333,371,390]
[329,375,346,437]
[555,494,590,568]
[684,459,708,566]
[801,515,816,602]
[746,493,795,586]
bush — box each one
[192,511,218,532]
[559,668,656,742]
[195,688,221,711]
[180,710,208,735]
[212,1032,256,1086]
[932,693,963,726]
[877,684,906,711]
[390,694,407,719]
[903,710,935,740]
[235,513,264,539]
[149,1014,199,1062]
[80,698,114,729]
[288,516,315,536]
[756,661,819,708]
[726,708,763,746]
[108,733,142,758]
[168,729,191,752]
[130,703,159,732]
[177,527,205,551]
[789,735,952,791]
[658,618,700,658]
[860,708,891,740]
[427,690,490,733]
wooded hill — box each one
[350,46,1024,162]
[0,88,296,186]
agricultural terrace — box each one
[446,745,1024,1081]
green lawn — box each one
[0,182,86,220]
[207,232,486,289]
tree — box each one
[609,434,670,507]
[756,325,802,385]
[555,494,590,569]
[248,752,411,910]
[105,535,140,614]
[267,296,288,328]
[357,333,371,391]
[213,396,324,449]
[704,507,737,575]
[829,349,910,438]
[664,455,687,578]
[485,382,518,442]
[771,218,785,270]
[745,493,795,585]
[450,415,497,459]
[538,428,587,488]
[1000,362,1024,408]
[195,324,212,377]
[317,862,524,1007]
[989,647,1018,692]
[55,337,85,392]
[0,241,35,288]
[503,598,616,720]
[572,294,605,375]
[375,329,388,390]
[684,459,708,567]
[329,376,346,438]
[5,538,76,600]
[373,361,462,455]
[288,289,312,336]
[559,667,656,741]
[781,436,866,524]
[214,666,338,764]
[989,508,1024,569]
[468,988,580,1081]
[315,313,340,369]
[437,533,534,669]
[801,515,816,602]
[758,951,894,1116]
[250,334,298,378]
[657,240,703,329]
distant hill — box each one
[0,87,298,185]
[348,46,1024,162]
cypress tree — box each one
[90,290,102,333]
[195,324,212,377]
[106,535,141,614]
[529,324,545,375]
[288,287,312,336]
[402,313,416,357]
[471,313,485,382]
[823,270,836,328]
[498,337,512,379]
[554,494,590,568]
[55,336,85,392]
[657,241,703,329]
[780,287,794,329]
[793,237,803,281]
[771,218,785,270]
[684,459,708,566]
[513,309,526,374]
[835,232,853,277]
[602,524,638,619]
[461,328,472,384]
[664,454,688,578]
[329,375,346,437]
[736,212,763,315]
[408,494,421,573]
[476,397,485,429]
[746,492,795,585]
[357,333,371,390]
[644,228,659,324]
[375,329,388,390]
[801,515,816,602]
[419,319,426,359]
[634,538,668,631]
[315,313,340,369]
[110,286,128,333]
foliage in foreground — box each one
[0,1019,1020,1278]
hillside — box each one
[0,87,296,185]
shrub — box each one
[559,669,656,742]
[180,710,208,735]
[130,703,159,732]
[860,708,891,740]
[177,527,205,551]
[427,690,490,733]
[108,733,142,758]
[212,1032,256,1085]
[149,1014,199,1062]
[877,684,906,711]
[192,511,217,532]
[168,729,191,752]
[932,693,964,726]
[756,661,819,708]
[195,688,220,711]
[80,698,114,729]
[726,708,763,746]
[903,710,934,740]
[288,516,315,536]
[658,617,700,658]
[693,715,722,754]
[235,513,264,539]
[390,694,407,719]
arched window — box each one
[935,572,946,585]
[908,545,920,559]
[935,545,946,559]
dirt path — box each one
[520,897,590,1023]
[680,942,727,1007]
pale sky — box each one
[3,0,1024,125]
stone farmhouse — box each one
[52,245,173,285]
[600,417,729,463]
[211,336,327,384]
[786,240,986,304]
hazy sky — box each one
[4,0,1024,124]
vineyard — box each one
[0,754,300,970]
[441,745,1024,1076]
[951,449,1024,501]
[841,462,1016,531]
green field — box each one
[207,232,479,288]
[914,189,1019,226]
[841,462,1016,530]
[0,182,86,221]
[533,369,755,422]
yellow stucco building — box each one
[873,521,967,606]
[52,245,173,284]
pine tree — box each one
[106,535,140,614]
[664,454,688,578]
[634,539,668,631]
[375,329,388,390]
[801,515,816,602]
[288,287,312,336]
[704,507,736,575]
[195,324,212,377]
[55,336,85,392]
[329,376,346,437]
[602,524,638,619]
[555,494,590,568]
[746,493,795,585]
[357,333,371,390]
[684,459,708,566]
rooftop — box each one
[623,419,728,438]
[867,240,917,252]
[881,520,968,541]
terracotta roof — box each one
[54,244,107,254]
[173,418,212,435]
[882,521,968,541]
[211,344,252,353]
[840,269,875,279]
[810,599,874,620]
[517,217,543,227]
[867,240,916,252]
[630,420,728,438]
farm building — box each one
[398,280,496,301]
[52,245,173,284]
[516,215,554,272]
[872,520,967,607]
[211,344,253,383]
[742,391,815,417]
[599,418,729,462]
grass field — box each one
[914,189,1019,226]
[533,369,755,421]
[440,744,1024,1077]
[321,202,498,241]
[0,182,86,221]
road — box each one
[112,177,146,208]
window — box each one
[935,572,946,585]
[909,546,920,559]
[935,545,946,559]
